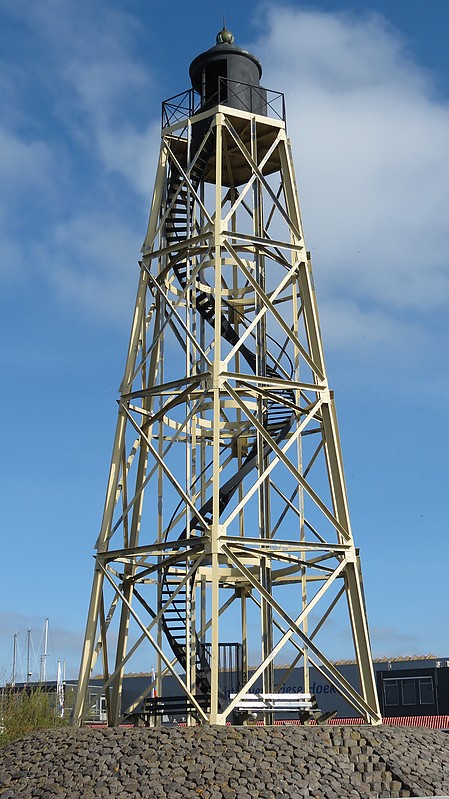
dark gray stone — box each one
[2,724,449,798]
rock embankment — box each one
[1,724,448,798]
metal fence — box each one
[162,80,285,129]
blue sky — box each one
[1,0,448,682]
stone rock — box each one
[1,724,449,798]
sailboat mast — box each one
[12,632,18,687]
[39,618,49,683]
[43,617,48,683]
[26,627,32,685]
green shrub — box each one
[0,688,67,745]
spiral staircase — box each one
[153,125,297,717]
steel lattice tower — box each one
[73,28,381,727]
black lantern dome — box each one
[189,27,264,114]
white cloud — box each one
[257,7,431,94]
[317,295,426,353]
[63,53,160,195]
[0,232,26,283]
[0,0,159,303]
[95,122,160,197]
[251,6,449,338]
[0,128,54,280]
[50,213,140,321]
[63,59,149,121]
[370,625,422,658]
[3,0,158,198]
[3,1,448,342]
[0,129,52,190]
[53,5,159,198]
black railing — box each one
[162,80,285,129]
[162,89,201,128]
[201,642,244,698]
[217,77,285,122]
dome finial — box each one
[216,18,234,45]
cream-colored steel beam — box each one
[99,563,208,722]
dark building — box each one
[375,658,449,718]
[83,656,449,724]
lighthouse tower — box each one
[73,27,381,726]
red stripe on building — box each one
[268,715,449,728]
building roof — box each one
[91,655,448,680]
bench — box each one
[124,694,209,726]
[229,692,329,724]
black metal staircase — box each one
[156,123,296,714]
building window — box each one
[383,679,399,706]
[401,680,417,705]
[418,677,434,705]
[383,676,435,708]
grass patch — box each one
[0,688,68,745]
